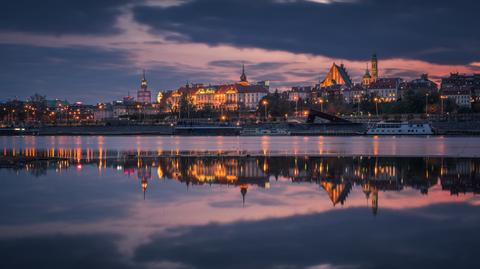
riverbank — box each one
[1,121,480,136]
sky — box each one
[0,0,479,103]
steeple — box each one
[240,184,248,207]
[240,64,247,82]
[141,69,147,90]
[371,53,378,81]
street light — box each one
[319,98,324,112]
[425,93,429,116]
[262,99,268,121]
[440,95,448,115]
[373,97,379,116]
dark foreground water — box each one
[1,136,480,269]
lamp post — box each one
[294,96,298,116]
[319,98,324,112]
[262,99,268,121]
[373,97,379,116]
[425,93,429,116]
[440,95,447,116]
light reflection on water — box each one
[1,137,480,269]
[2,135,480,156]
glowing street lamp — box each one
[262,99,268,120]
[440,95,448,115]
[319,98,324,112]
[373,97,379,116]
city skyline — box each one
[1,0,479,103]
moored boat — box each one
[366,121,433,135]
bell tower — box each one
[371,53,378,81]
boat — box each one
[240,127,290,136]
[0,127,39,136]
[366,121,434,135]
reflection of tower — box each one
[371,188,378,216]
[141,178,148,200]
[362,182,371,205]
[371,53,378,81]
[240,184,248,206]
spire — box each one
[240,64,247,82]
[140,69,147,90]
[240,184,248,207]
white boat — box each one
[240,128,291,136]
[366,121,434,135]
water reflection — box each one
[2,148,480,215]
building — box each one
[344,84,367,104]
[163,66,269,111]
[320,63,353,88]
[137,70,152,103]
[440,73,479,108]
[362,65,373,87]
[442,88,472,108]
[288,86,313,102]
[367,78,402,102]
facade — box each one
[440,73,479,108]
[345,84,367,104]
[320,63,353,88]
[442,88,472,108]
[288,86,313,102]
[137,70,152,103]
[162,66,269,111]
[367,78,402,102]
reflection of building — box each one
[5,150,480,214]
[320,181,352,206]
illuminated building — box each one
[320,63,353,88]
[440,73,479,108]
[367,78,402,102]
[137,70,152,103]
[164,66,269,111]
[156,91,163,103]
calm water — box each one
[1,136,480,269]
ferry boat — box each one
[366,121,434,135]
[240,127,290,136]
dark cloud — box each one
[0,44,136,102]
[134,203,480,269]
[0,0,130,35]
[0,234,137,269]
[0,44,226,103]
[133,0,480,65]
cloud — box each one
[0,0,131,35]
[133,0,480,65]
[134,203,480,269]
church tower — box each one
[137,69,152,103]
[371,53,378,81]
[362,64,372,86]
[239,64,249,86]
